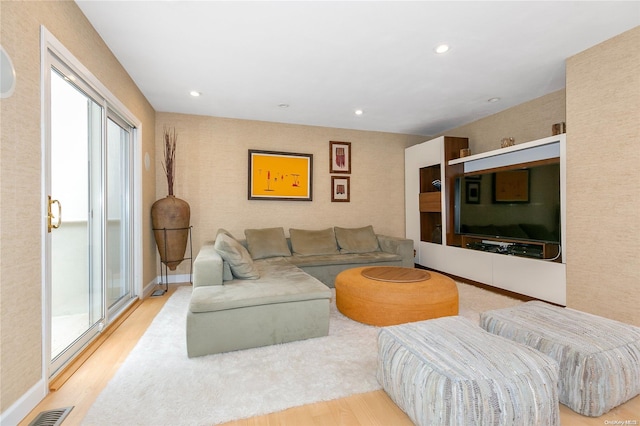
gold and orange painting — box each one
[248,150,313,201]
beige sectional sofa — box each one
[186,226,413,357]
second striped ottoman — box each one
[480,301,640,416]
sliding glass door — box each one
[106,115,133,313]
[48,68,104,372]
[46,53,135,377]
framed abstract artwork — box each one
[331,176,350,202]
[329,141,351,174]
[248,150,313,201]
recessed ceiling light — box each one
[488,97,501,103]
[434,44,450,54]
[355,109,364,116]
[189,91,201,97]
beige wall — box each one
[431,89,566,153]
[565,27,640,326]
[155,113,425,272]
[0,1,156,412]
[2,0,637,418]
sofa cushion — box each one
[190,258,331,313]
[214,233,260,279]
[288,251,401,267]
[217,228,235,238]
[245,227,292,259]
[289,228,339,256]
[221,261,233,281]
[334,225,380,253]
[216,229,237,281]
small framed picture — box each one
[331,176,350,202]
[466,181,480,204]
[329,141,351,174]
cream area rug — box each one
[83,282,523,425]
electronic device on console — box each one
[466,240,544,258]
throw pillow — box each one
[244,227,292,259]
[221,260,233,282]
[289,228,339,256]
[217,228,235,239]
[334,225,380,253]
[213,233,260,279]
[216,229,238,280]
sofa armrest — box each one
[193,241,224,288]
[376,234,414,268]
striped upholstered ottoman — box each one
[377,316,560,425]
[480,301,640,417]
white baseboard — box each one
[156,273,192,285]
[142,278,158,298]
[142,274,191,298]
[0,379,47,426]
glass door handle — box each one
[47,195,61,232]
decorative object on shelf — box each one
[248,150,313,201]
[431,179,441,191]
[329,141,351,174]
[552,122,566,135]
[151,127,191,271]
[460,148,471,157]
[331,176,350,202]
[431,224,442,244]
[500,137,515,148]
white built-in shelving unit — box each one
[405,134,567,305]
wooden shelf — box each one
[419,192,441,212]
[414,137,469,246]
[442,137,469,247]
[420,213,441,243]
[448,135,562,165]
[419,165,441,193]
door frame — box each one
[40,26,143,383]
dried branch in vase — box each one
[162,127,177,196]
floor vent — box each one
[29,407,74,426]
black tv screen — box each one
[455,162,561,244]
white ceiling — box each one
[75,1,639,136]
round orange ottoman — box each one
[335,266,459,326]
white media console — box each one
[405,135,567,305]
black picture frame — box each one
[466,181,480,204]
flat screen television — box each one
[455,162,561,244]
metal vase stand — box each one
[153,226,193,297]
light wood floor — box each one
[20,284,639,426]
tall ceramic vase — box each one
[151,195,190,271]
